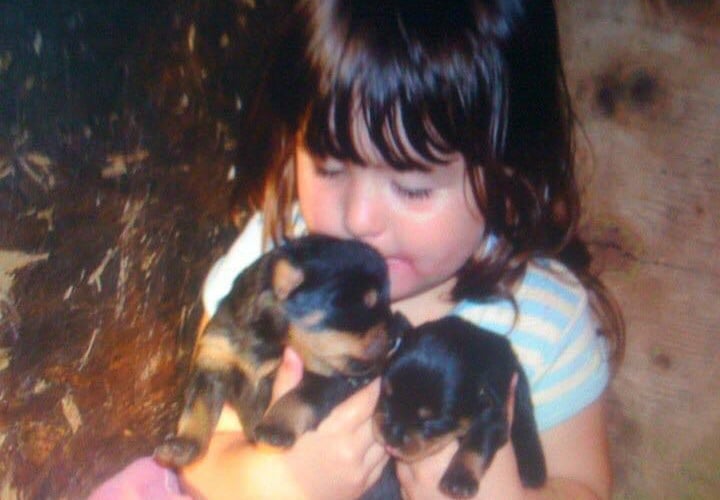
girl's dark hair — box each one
[233,0,624,364]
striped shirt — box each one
[202,213,609,431]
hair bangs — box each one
[300,0,505,172]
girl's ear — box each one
[272,258,305,299]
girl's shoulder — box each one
[453,259,609,430]
[453,258,589,341]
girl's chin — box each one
[387,260,427,302]
[387,259,457,304]
[386,257,409,276]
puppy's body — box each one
[375,316,546,498]
[155,235,401,469]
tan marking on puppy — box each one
[382,379,393,397]
[390,431,460,462]
[296,310,325,330]
[194,334,238,371]
[262,393,318,440]
[418,406,435,419]
[452,448,486,478]
[376,416,474,462]
[176,395,213,441]
[363,288,378,308]
[288,321,389,377]
[195,334,280,388]
[272,258,304,300]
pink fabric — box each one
[88,457,192,500]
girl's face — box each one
[296,132,486,302]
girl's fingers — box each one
[363,440,388,470]
[271,347,304,403]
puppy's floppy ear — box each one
[272,258,304,300]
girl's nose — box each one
[343,172,385,239]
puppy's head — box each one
[272,235,397,375]
[373,328,473,461]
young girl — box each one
[91,0,623,498]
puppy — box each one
[154,235,403,468]
[374,316,546,499]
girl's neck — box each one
[391,278,456,326]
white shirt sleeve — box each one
[201,213,264,316]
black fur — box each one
[154,235,403,470]
[374,316,546,498]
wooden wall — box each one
[557,1,720,497]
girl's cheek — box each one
[299,181,345,235]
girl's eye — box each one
[314,160,345,178]
[392,182,433,200]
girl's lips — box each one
[385,256,411,272]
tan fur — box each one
[452,448,486,478]
[272,258,304,299]
[195,334,280,388]
[363,288,378,308]
[375,416,474,462]
[176,395,212,440]
[288,321,388,377]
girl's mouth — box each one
[385,256,411,273]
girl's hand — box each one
[270,347,389,499]
[181,348,389,500]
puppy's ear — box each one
[272,258,304,300]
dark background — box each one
[0,1,277,496]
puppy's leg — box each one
[439,408,508,499]
[510,369,547,487]
[254,372,356,447]
[226,370,275,442]
[154,369,227,467]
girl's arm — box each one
[179,348,389,500]
[396,395,611,500]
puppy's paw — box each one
[254,422,298,448]
[440,464,480,499]
[153,436,201,468]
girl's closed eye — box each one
[392,182,433,200]
[391,171,437,201]
[313,157,346,178]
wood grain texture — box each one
[558,1,720,497]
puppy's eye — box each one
[417,406,434,420]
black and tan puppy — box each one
[374,316,546,498]
[154,235,402,468]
